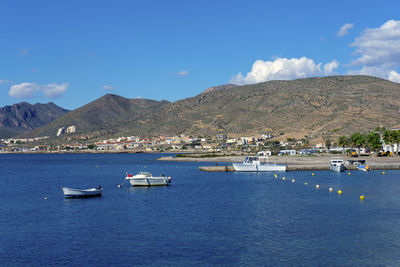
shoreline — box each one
[158,155,400,171]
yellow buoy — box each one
[312,173,314,176]
[338,190,342,195]
[382,171,385,175]
[316,184,320,189]
[282,177,286,181]
[360,195,365,200]
[274,174,278,178]
[304,182,308,185]
[329,187,333,192]
[348,172,351,175]
[292,179,295,183]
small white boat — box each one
[330,158,345,172]
[232,156,287,172]
[125,172,171,186]
[62,186,103,198]
[357,165,370,172]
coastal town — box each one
[1,128,399,156]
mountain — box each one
[199,84,238,95]
[26,94,170,138]
[117,75,400,139]
[0,102,69,138]
[21,75,400,141]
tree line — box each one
[337,127,400,156]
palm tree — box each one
[392,130,400,156]
[350,132,365,156]
[338,135,350,155]
[366,131,382,155]
[383,130,394,156]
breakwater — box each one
[199,164,400,172]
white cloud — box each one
[323,60,340,75]
[103,85,114,91]
[230,57,323,85]
[176,70,189,76]
[9,82,68,99]
[388,70,400,83]
[42,83,68,98]
[347,20,400,82]
[350,20,400,67]
[337,23,354,36]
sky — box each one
[1,0,400,110]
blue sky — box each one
[1,0,400,110]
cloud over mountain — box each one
[230,57,341,85]
[349,19,400,82]
[230,57,322,85]
[9,82,68,99]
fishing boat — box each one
[232,156,287,172]
[125,172,171,186]
[330,158,345,172]
[62,186,103,198]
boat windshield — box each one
[244,156,259,163]
[138,172,152,176]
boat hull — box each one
[330,165,345,172]
[127,177,169,186]
[232,163,287,172]
[62,187,102,198]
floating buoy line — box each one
[273,172,367,201]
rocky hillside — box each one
[0,102,69,138]
[199,84,238,95]
[26,94,169,138]
[118,75,400,139]
[21,75,400,141]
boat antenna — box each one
[118,172,127,188]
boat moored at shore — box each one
[330,158,345,172]
[233,156,287,172]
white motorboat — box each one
[125,172,171,186]
[62,186,103,198]
[232,156,287,172]
[330,158,345,172]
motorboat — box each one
[330,158,345,172]
[357,165,370,172]
[62,186,103,198]
[232,156,287,172]
[125,172,171,186]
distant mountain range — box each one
[3,75,400,141]
[0,102,69,138]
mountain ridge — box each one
[11,75,400,141]
[0,102,69,138]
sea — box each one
[1,153,400,266]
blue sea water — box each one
[1,153,400,266]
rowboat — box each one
[62,186,103,198]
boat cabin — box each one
[330,158,344,166]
